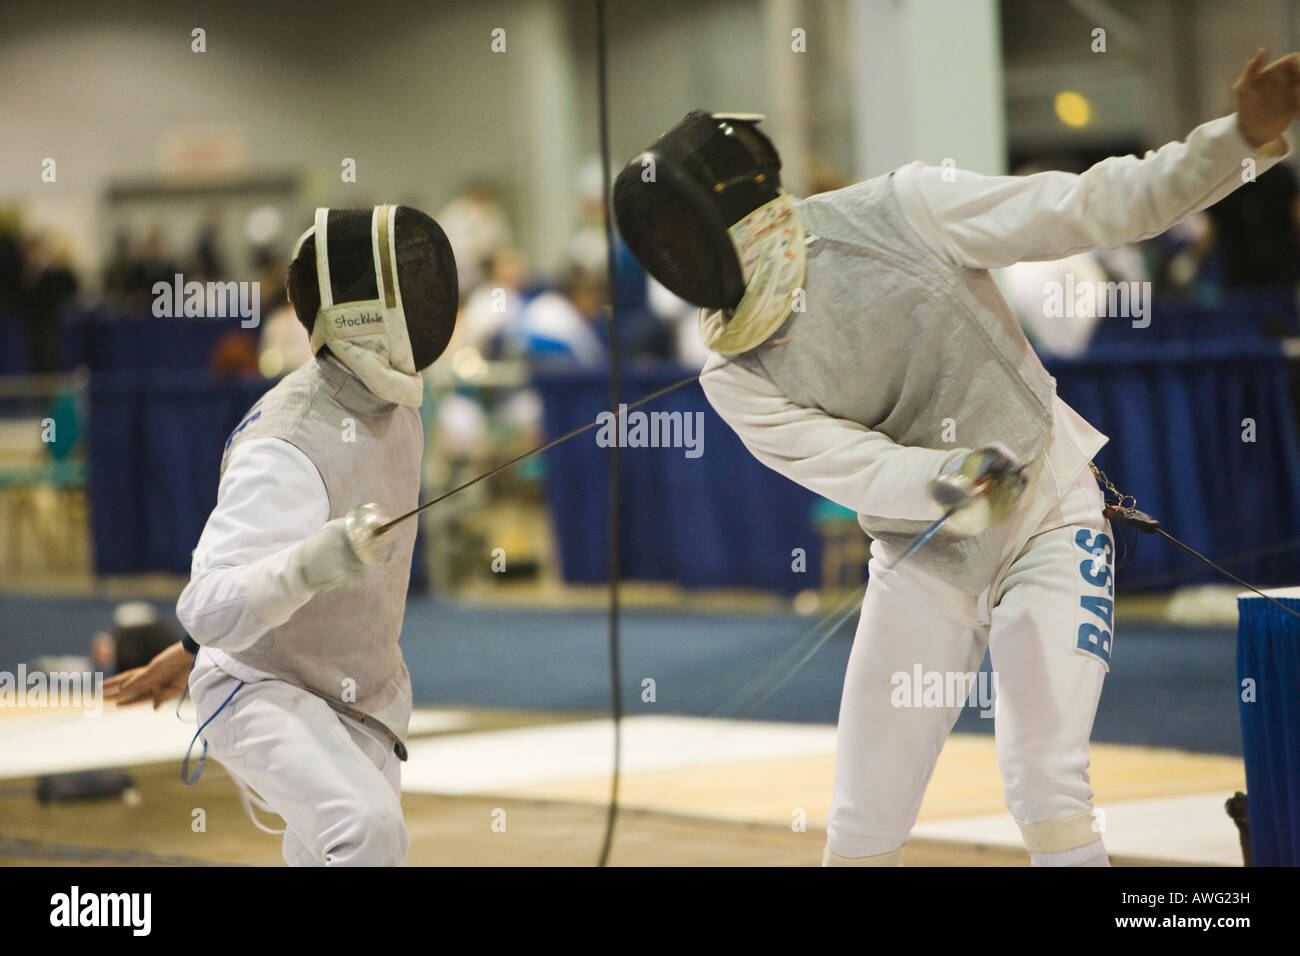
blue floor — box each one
[0,593,1243,755]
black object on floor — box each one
[1225,791,1252,866]
[35,769,134,804]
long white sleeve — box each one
[700,353,965,520]
[176,437,329,652]
[893,113,1291,269]
[699,115,1284,520]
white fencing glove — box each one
[928,443,1028,536]
[245,503,397,629]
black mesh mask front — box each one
[291,206,459,371]
[613,111,782,310]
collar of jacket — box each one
[315,352,403,417]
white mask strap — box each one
[314,207,334,310]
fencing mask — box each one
[613,111,806,355]
[288,205,458,406]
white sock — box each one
[1030,839,1109,867]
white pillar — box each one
[848,0,1005,178]
[512,0,579,278]
[764,0,811,195]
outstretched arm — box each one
[895,50,1299,270]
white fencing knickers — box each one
[189,654,411,866]
[826,461,1112,861]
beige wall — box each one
[0,0,583,278]
[3,0,1297,283]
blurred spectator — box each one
[1205,164,1300,288]
[1145,212,1215,295]
[996,253,1109,358]
[246,204,289,316]
[516,266,605,368]
[124,224,177,305]
[250,242,289,316]
[437,183,514,295]
[602,237,673,359]
[648,277,711,366]
[22,234,78,373]
[568,156,607,277]
[193,207,225,282]
[258,300,313,377]
[91,602,177,676]
[568,156,673,358]
[455,249,528,359]
[102,226,135,299]
[0,207,24,312]
[209,328,260,379]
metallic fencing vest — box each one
[219,355,422,742]
[731,173,1057,593]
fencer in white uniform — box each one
[176,205,458,866]
[613,53,1296,867]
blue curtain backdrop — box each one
[536,340,1300,593]
[1048,338,1300,589]
[81,306,1300,592]
[88,370,267,575]
[1237,593,1300,865]
[535,366,825,594]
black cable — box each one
[1152,527,1300,622]
[594,0,623,869]
[1114,535,1300,591]
[1113,521,1136,571]
[1107,507,1300,622]
[375,371,704,535]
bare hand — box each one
[101,641,196,710]
[1235,48,1300,148]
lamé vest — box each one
[218,355,422,743]
[731,173,1058,593]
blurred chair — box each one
[0,372,89,575]
[812,498,869,593]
